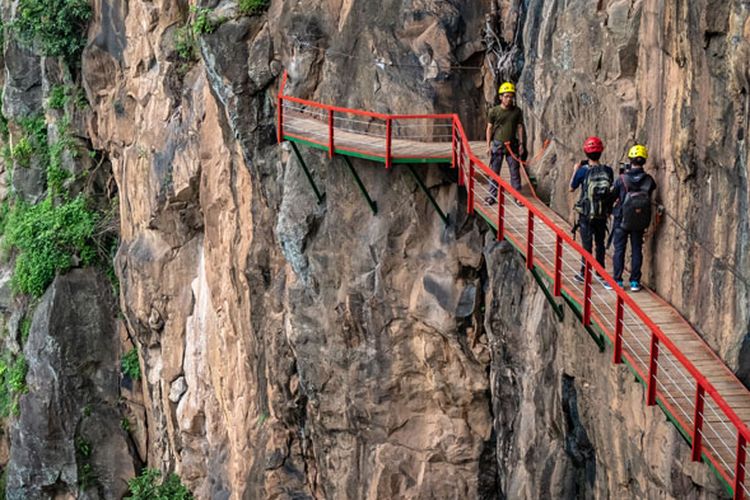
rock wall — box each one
[1,0,747,498]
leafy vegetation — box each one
[75,436,98,490]
[20,316,31,343]
[12,116,48,168]
[3,196,98,297]
[47,85,69,110]
[121,348,141,380]
[0,354,28,416]
[174,26,198,62]
[47,116,76,195]
[126,469,193,500]
[238,0,269,15]
[13,0,92,65]
[190,7,216,35]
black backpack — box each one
[583,165,613,219]
[620,175,653,231]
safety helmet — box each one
[498,82,516,95]
[583,136,604,154]
[628,144,648,159]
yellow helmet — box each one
[498,82,516,95]
[628,144,648,159]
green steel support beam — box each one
[530,268,564,322]
[290,141,326,204]
[561,293,605,352]
[340,155,378,215]
[406,164,448,225]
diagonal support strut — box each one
[340,155,378,215]
[406,164,449,226]
[290,141,326,204]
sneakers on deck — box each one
[630,281,642,292]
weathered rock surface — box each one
[0,0,728,499]
[6,269,133,499]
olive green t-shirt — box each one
[487,105,524,143]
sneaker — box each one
[596,275,613,290]
[573,272,585,284]
[485,196,497,206]
[630,280,642,292]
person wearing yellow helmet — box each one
[611,144,657,292]
[485,81,526,203]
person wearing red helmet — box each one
[569,136,615,288]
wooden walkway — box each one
[279,90,750,497]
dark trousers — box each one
[579,217,607,275]
[489,141,521,196]
[612,218,645,282]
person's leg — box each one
[629,229,645,284]
[506,153,522,191]
[612,223,627,283]
[579,217,592,277]
[592,218,607,270]
[488,142,503,198]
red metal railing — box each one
[278,76,750,498]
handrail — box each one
[454,120,750,441]
[277,74,750,497]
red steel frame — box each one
[277,73,750,498]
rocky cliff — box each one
[0,0,747,498]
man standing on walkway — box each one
[485,82,526,203]
[569,136,614,289]
[612,144,657,292]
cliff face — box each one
[1,0,748,498]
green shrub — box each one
[121,348,140,380]
[20,316,31,343]
[3,196,98,297]
[0,354,28,416]
[47,117,76,195]
[13,0,92,64]
[126,468,192,500]
[238,0,268,15]
[12,115,48,168]
[10,138,33,167]
[75,436,92,458]
[190,7,215,35]
[47,85,69,110]
[174,26,198,61]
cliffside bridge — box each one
[276,73,750,499]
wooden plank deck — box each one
[283,113,750,493]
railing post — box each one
[277,71,288,143]
[467,159,474,215]
[385,118,392,169]
[613,296,624,364]
[526,210,534,270]
[328,109,335,158]
[583,261,592,325]
[457,147,464,186]
[451,120,457,169]
[691,384,705,462]
[734,432,747,500]
[647,333,660,406]
[497,186,505,241]
[553,235,562,296]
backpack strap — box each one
[620,174,629,193]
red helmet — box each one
[583,136,604,154]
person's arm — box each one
[569,164,583,191]
[486,123,493,155]
[516,121,526,157]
